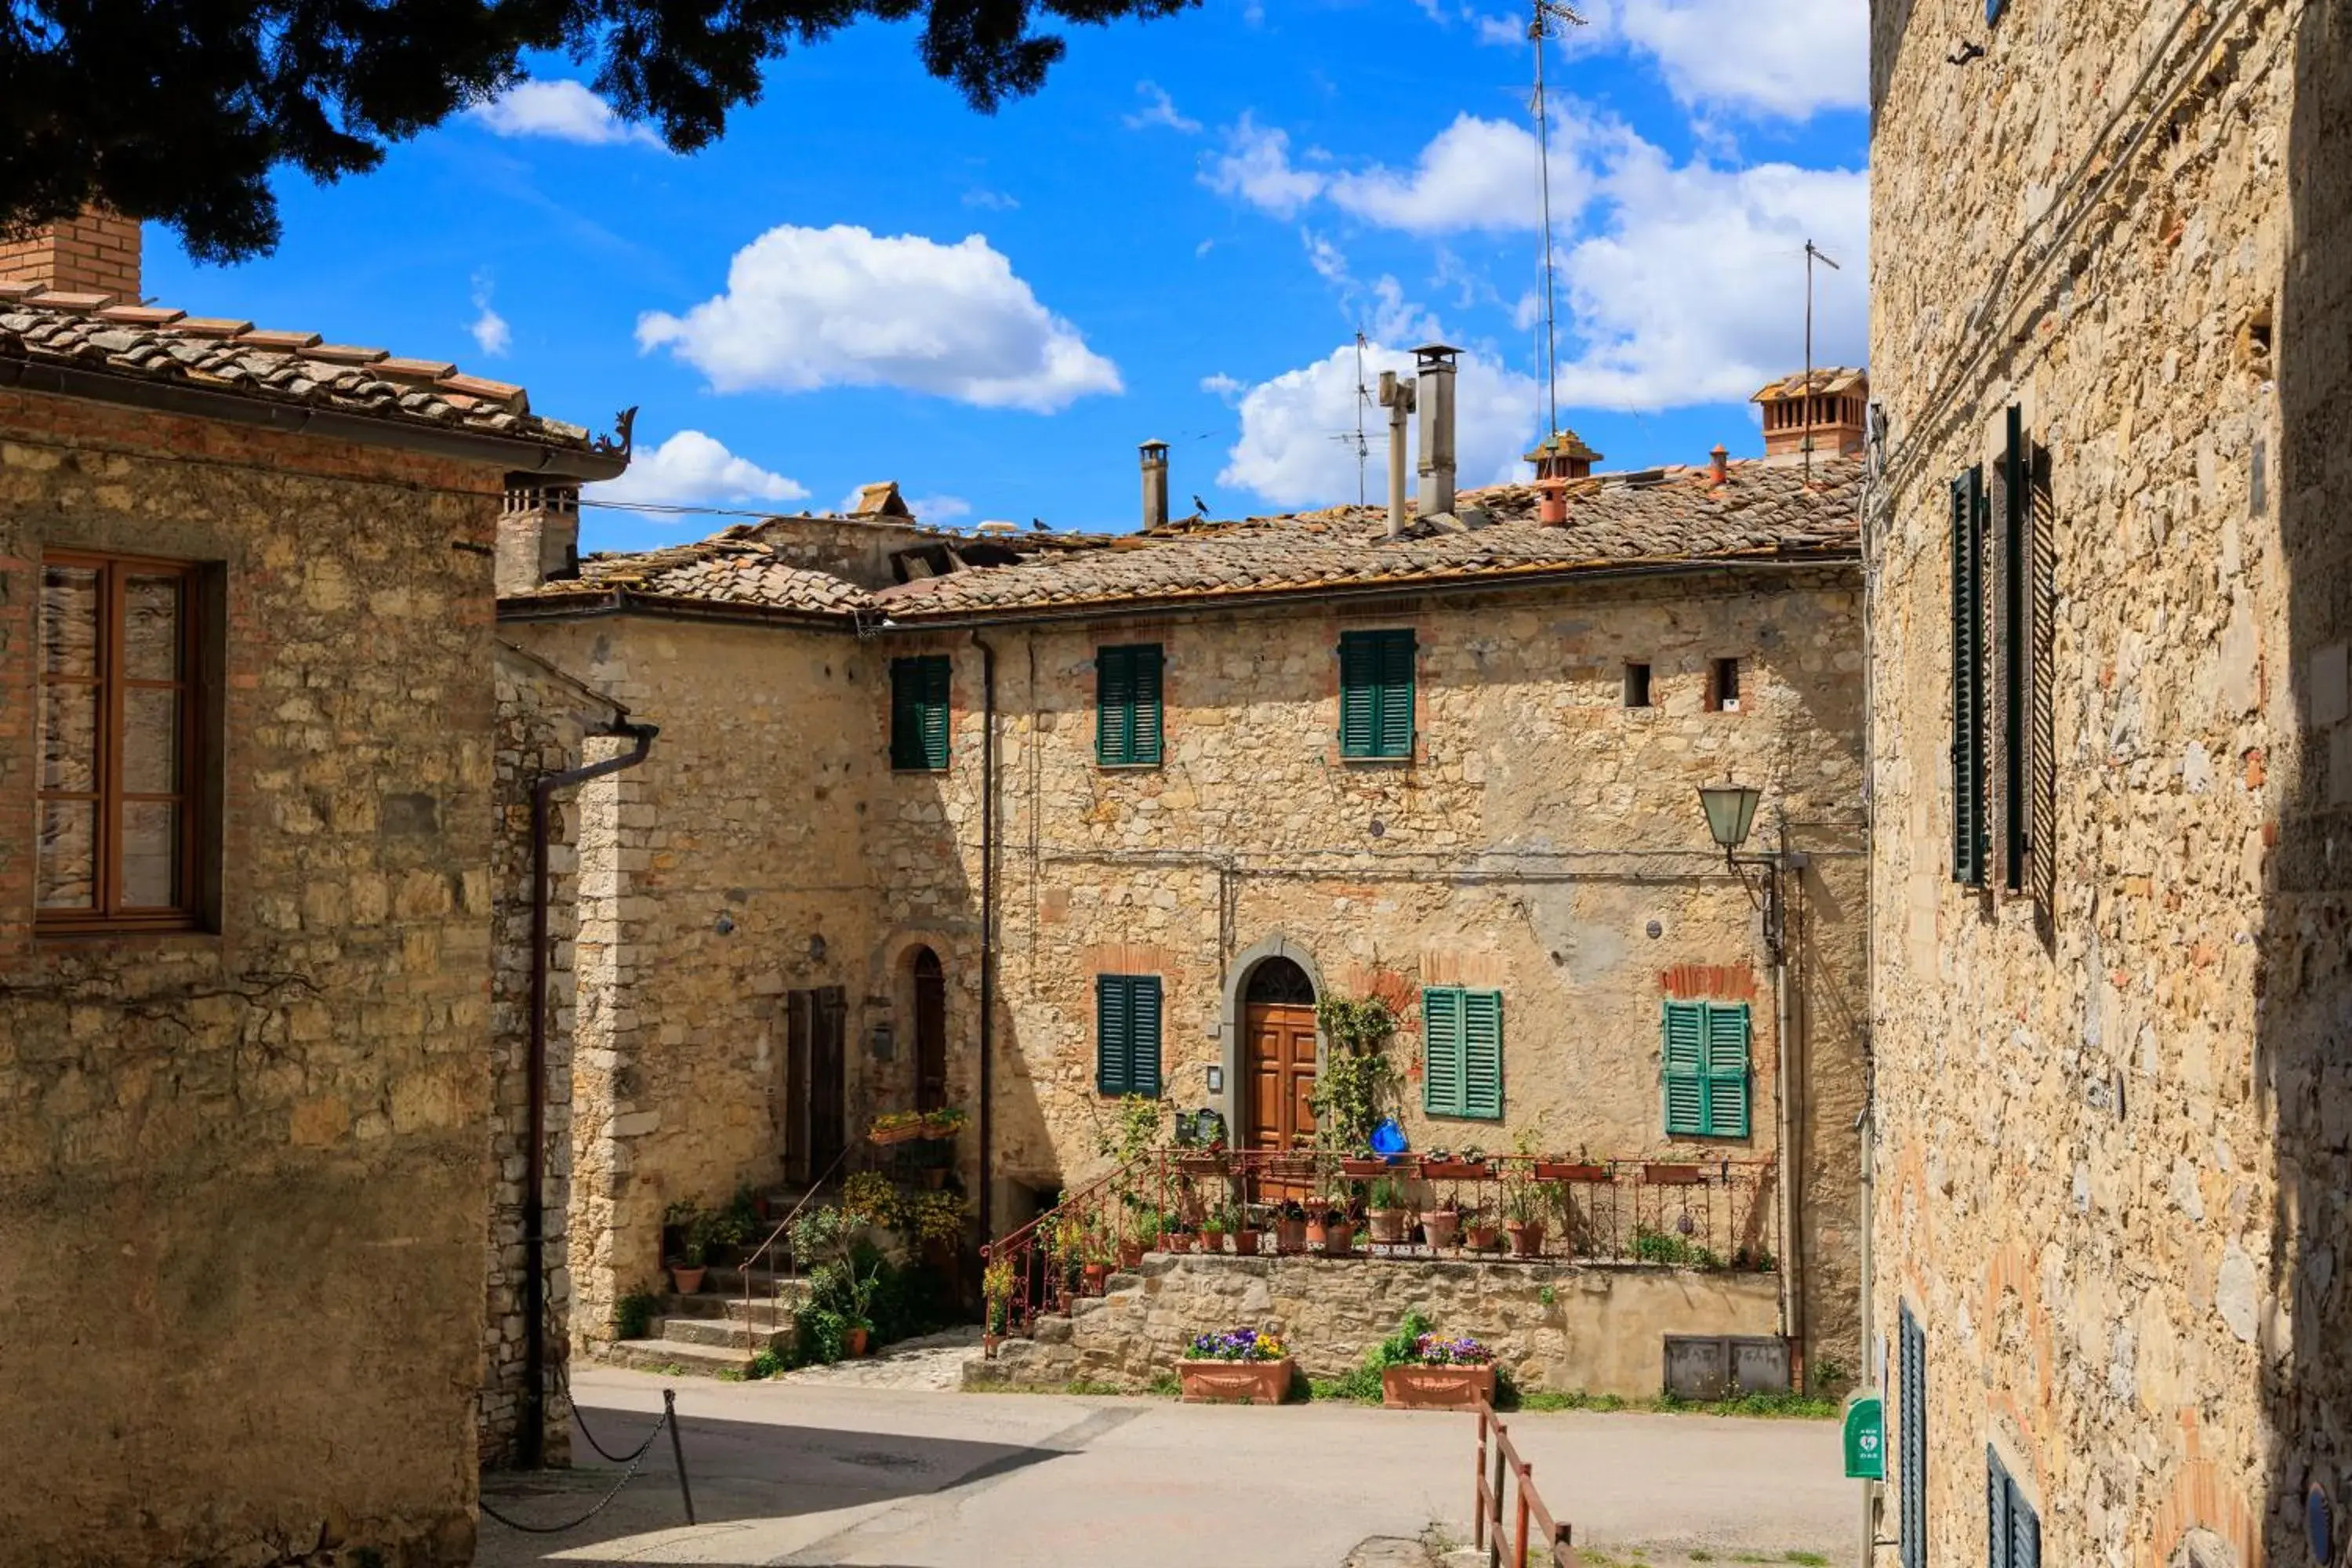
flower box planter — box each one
[869,1123,924,1146]
[1381,1363,1497,1410]
[1339,1158,1392,1180]
[1535,1161,1610,1182]
[1176,1152,1229,1176]
[1266,1153,1318,1180]
[1643,1163,1705,1185]
[1421,1160,1491,1181]
[1178,1357,1294,1405]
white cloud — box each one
[963,187,1020,211]
[1474,11,1524,45]
[1552,140,1867,409]
[1125,81,1202,133]
[637,224,1123,413]
[1200,372,1245,401]
[1579,0,1866,119]
[1327,114,1561,234]
[471,79,662,147]
[1202,114,1327,220]
[908,494,972,524]
[1218,341,1540,508]
[466,274,510,357]
[589,430,809,512]
[1195,238,1216,258]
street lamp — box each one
[1695,782,1783,964]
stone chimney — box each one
[497,483,581,596]
[1140,441,1170,532]
[1377,372,1416,537]
[1524,429,1602,524]
[1752,368,1868,462]
[0,208,142,301]
[1414,343,1459,520]
[1708,444,1730,487]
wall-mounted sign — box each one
[1843,1396,1886,1481]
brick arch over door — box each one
[1218,935,1328,1149]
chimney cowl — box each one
[1708,445,1730,487]
[1139,440,1171,532]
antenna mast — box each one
[1530,0,1584,441]
[1802,238,1842,483]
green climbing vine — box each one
[1309,994,1401,1155]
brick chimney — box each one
[0,209,142,301]
[1140,441,1169,532]
[1752,368,1868,462]
[1524,429,1602,524]
[497,483,581,595]
[1414,343,1459,520]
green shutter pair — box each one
[890,655,951,771]
[1951,467,1988,884]
[1339,629,1415,759]
[1422,986,1501,1119]
[1096,644,1164,766]
[1986,1446,2041,1568]
[1899,1305,1926,1568]
[1661,1000,1750,1138]
[1095,975,1162,1097]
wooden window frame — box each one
[1094,642,1164,768]
[1338,627,1416,760]
[36,551,211,935]
[1707,656,1742,713]
[889,654,952,772]
[1094,974,1163,1098]
[1421,985,1504,1120]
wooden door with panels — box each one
[1242,957,1319,1201]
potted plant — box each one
[1199,1207,1228,1254]
[920,1104,968,1139]
[1116,1218,1147,1270]
[1421,1146,1490,1181]
[982,1256,1014,1352]
[1462,1201,1501,1252]
[1272,1198,1309,1254]
[1502,1180,1547,1258]
[1535,1154,1610,1183]
[1378,1319,1498,1410]
[1312,1200,1355,1255]
[1422,1197,1461,1250]
[1364,1175,1408,1243]
[868,1109,926,1145]
[1228,1202,1262,1257]
[663,1200,710,1293]
[1176,1327,1294,1405]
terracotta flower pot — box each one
[1232,1229,1261,1256]
[1381,1363,1497,1410]
[1320,1222,1356,1256]
[1643,1163,1705,1185]
[1421,1160,1490,1181]
[1200,1230,1225,1254]
[869,1123,923,1146]
[1274,1218,1308,1254]
[1366,1208,1407,1243]
[1178,1357,1294,1405]
[844,1326,870,1358]
[1422,1210,1461,1250]
[1162,1231,1192,1254]
[669,1265,706,1294]
[1468,1225,1501,1251]
[1339,1158,1389,1180]
[1117,1240,1145,1269]
[1505,1221,1545,1258]
[1538,1162,1610,1183]
[1083,1262,1109,1294]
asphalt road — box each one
[477,1366,1858,1568]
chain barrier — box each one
[481,1387,695,1536]
[557,1364,661,1465]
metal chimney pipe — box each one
[1377,371,1415,537]
[1140,441,1170,531]
[1414,343,1459,519]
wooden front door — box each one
[785,985,847,1185]
[913,949,948,1112]
[1244,1002,1319,1152]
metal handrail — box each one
[1475,1399,1573,1567]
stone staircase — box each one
[609,1265,811,1377]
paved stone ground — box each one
[767,1325,982,1391]
[479,1364,1858,1567]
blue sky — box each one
[144,0,1868,555]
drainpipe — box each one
[522,719,658,1470]
[1773,816,1806,1396]
[1856,1070,1878,1568]
[970,633,997,1243]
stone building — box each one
[0,224,624,1561]
[499,373,1875,1397]
[1864,3,2347,1566]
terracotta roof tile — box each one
[96,306,186,328]
[504,532,878,617]
[232,328,321,350]
[307,343,390,365]
[172,316,253,337]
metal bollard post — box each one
[663,1387,695,1525]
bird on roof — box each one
[1190,494,1210,517]
[1032,517,1051,531]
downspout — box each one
[522,718,658,1470]
[1773,816,1806,1396]
[970,633,997,1242]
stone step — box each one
[661,1280,809,1321]
[700,1263,811,1296]
[721,1296,803,1328]
[608,1338,755,1377]
[654,1314,793,1351]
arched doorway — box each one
[1242,956,1317,1152]
[912,947,947,1112]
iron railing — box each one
[980,1149,1775,1347]
[1475,1399,1573,1567]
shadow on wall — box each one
[2262,6,2350,1565]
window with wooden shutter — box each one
[891,655,951,771]
[2027,434,2059,916]
[1095,643,1163,766]
[1095,975,1163,1097]
[1338,628,1415,759]
[1997,408,2028,893]
[1985,1446,2039,1568]
[1422,986,1502,1120]
[1662,1000,1749,1137]
[1900,1304,1928,1568]
[1951,467,1988,884]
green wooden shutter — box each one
[1339,630,1414,758]
[1131,644,1163,764]
[1987,1448,2011,1568]
[1951,468,1987,884]
[1376,630,1415,757]
[920,655,950,769]
[2009,1477,2038,1568]
[1461,989,1502,1120]
[2000,408,2027,892]
[1096,975,1130,1095]
[1700,1003,1751,1137]
[1096,646,1134,764]
[1900,1305,1926,1568]
[1130,976,1163,1097]
[1662,1001,1707,1135]
[1422,986,1465,1116]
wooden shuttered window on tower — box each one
[2027,433,2060,916]
[891,655,951,771]
[1422,986,1502,1120]
[1095,643,1164,766]
[1662,1000,1750,1137]
[1951,466,1988,885]
[1996,408,2028,894]
[1986,1446,2041,1568]
[1338,628,1415,759]
[1900,1305,1928,1568]
[1095,975,1163,1097]
[1986,409,2059,916]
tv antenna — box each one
[1530,0,1585,441]
[1325,328,1374,506]
[1802,239,1842,483]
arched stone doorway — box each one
[911,946,947,1113]
[1240,954,1318,1152]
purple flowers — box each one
[1413,1331,1493,1366]
[1185,1326,1286,1362]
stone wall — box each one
[1866,2,2350,1563]
[970,1253,1780,1399]
[0,391,499,1565]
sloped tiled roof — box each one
[504,526,877,618]
[871,456,1860,620]
[1753,367,1867,401]
[0,290,615,458]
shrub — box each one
[613,1291,659,1341]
